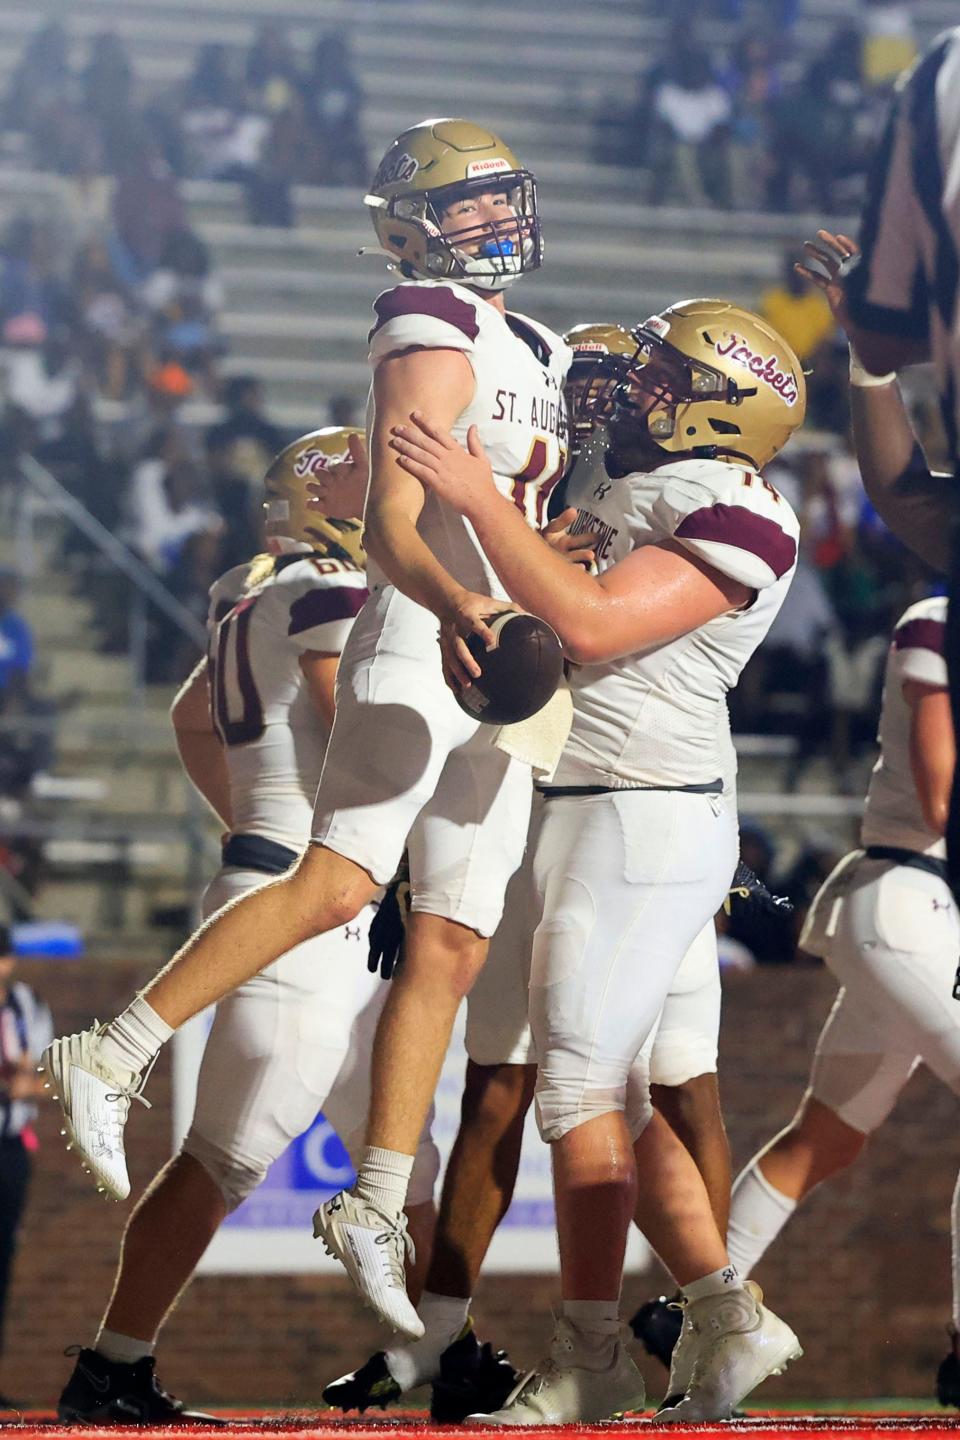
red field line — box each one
[3,1420,960,1439]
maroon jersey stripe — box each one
[369,286,480,343]
[288,586,368,636]
[674,503,797,580]
[893,616,946,654]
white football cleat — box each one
[658,1280,801,1421]
[469,1317,645,1425]
[41,1027,152,1202]
[313,1191,423,1340]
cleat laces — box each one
[374,1213,416,1289]
[103,1054,158,1144]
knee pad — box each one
[534,1071,626,1143]
[181,1130,268,1214]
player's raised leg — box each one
[41,843,378,1201]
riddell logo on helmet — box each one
[293,448,350,478]
[466,158,512,176]
[714,334,799,405]
[376,152,420,186]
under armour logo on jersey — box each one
[328,1196,342,1214]
[593,480,612,500]
[933,898,951,911]
[344,925,361,941]
[722,1267,737,1284]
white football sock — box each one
[98,995,173,1079]
[94,1327,154,1365]
[560,1299,621,1369]
[726,1158,797,1276]
[682,1265,744,1303]
[951,1168,960,1333]
[353,1146,413,1218]
[385,1291,471,1390]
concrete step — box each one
[42,650,136,701]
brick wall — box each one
[3,959,955,1408]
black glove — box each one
[724,859,794,921]
[367,862,411,981]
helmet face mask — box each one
[366,120,542,292]
[601,301,806,470]
[608,329,745,445]
[562,324,637,454]
[263,427,365,566]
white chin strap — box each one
[458,253,524,292]
[456,234,535,292]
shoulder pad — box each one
[368,282,481,366]
[648,460,799,590]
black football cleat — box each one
[58,1347,225,1425]
[322,1351,402,1413]
[937,1329,960,1408]
[629,1293,683,1369]
[430,1327,520,1423]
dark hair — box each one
[0,924,11,957]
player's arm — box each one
[390,414,750,669]
[365,347,494,633]
[904,680,955,836]
[170,658,233,829]
[298,652,340,730]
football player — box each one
[54,431,441,1423]
[389,298,807,1421]
[324,328,736,1419]
[724,232,960,1410]
[43,119,571,1340]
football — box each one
[455,611,564,726]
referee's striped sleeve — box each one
[846,66,931,339]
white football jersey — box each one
[208,555,368,849]
[367,279,571,605]
[554,449,799,788]
[861,595,948,858]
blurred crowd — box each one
[4,20,366,228]
[0,3,943,963]
[593,0,917,211]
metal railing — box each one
[15,453,207,698]
[6,454,215,921]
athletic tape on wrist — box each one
[848,348,896,388]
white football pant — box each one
[528,788,737,1142]
[182,867,439,1211]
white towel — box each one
[493,684,573,781]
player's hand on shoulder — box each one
[306,432,369,519]
[542,508,596,569]
[796,228,858,324]
[390,411,495,516]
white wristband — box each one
[849,348,896,388]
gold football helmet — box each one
[563,322,636,447]
[364,118,542,292]
[607,300,806,469]
[263,427,365,566]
